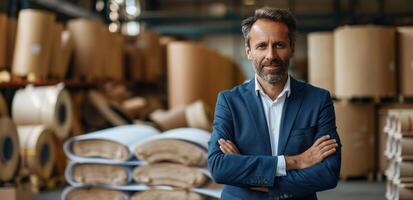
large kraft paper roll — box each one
[137,31,163,82]
[0,93,8,116]
[398,27,413,96]
[6,18,17,70]
[131,190,205,200]
[64,187,128,200]
[308,32,334,94]
[67,19,104,80]
[49,23,64,77]
[167,42,208,109]
[17,125,56,179]
[12,9,55,80]
[0,14,6,70]
[0,117,20,182]
[334,26,396,97]
[49,23,74,80]
[132,163,207,188]
[335,103,375,177]
[71,163,130,185]
[135,128,210,166]
[104,32,124,81]
[124,44,145,81]
[12,84,73,140]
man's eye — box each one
[257,45,266,50]
[275,43,285,48]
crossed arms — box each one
[207,92,341,197]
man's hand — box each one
[285,135,338,170]
[218,139,240,154]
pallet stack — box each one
[384,109,413,200]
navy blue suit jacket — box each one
[208,77,341,200]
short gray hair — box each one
[241,7,296,47]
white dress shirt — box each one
[254,74,291,176]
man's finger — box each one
[220,145,232,154]
[321,148,336,158]
[220,143,237,154]
[224,140,240,154]
[318,139,337,149]
[320,143,337,154]
[313,135,330,147]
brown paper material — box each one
[137,31,163,82]
[0,117,20,182]
[334,25,396,97]
[48,23,64,79]
[66,188,126,200]
[308,32,334,94]
[167,42,208,109]
[73,139,128,160]
[131,190,204,200]
[67,19,104,80]
[399,185,413,200]
[0,186,32,200]
[335,103,375,177]
[0,14,7,70]
[135,139,206,166]
[6,18,17,70]
[0,93,8,116]
[124,44,145,81]
[12,9,55,80]
[399,111,413,132]
[133,163,207,188]
[400,138,413,156]
[122,96,147,119]
[17,125,56,179]
[56,30,74,79]
[73,164,128,185]
[397,27,413,96]
[105,32,124,81]
[399,161,413,178]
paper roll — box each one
[86,90,132,127]
[12,84,73,140]
[131,190,205,200]
[17,125,56,179]
[12,9,55,80]
[137,31,163,82]
[124,44,145,81]
[308,32,334,94]
[399,161,413,179]
[70,163,131,185]
[67,19,104,80]
[185,100,211,131]
[104,32,124,81]
[334,25,396,97]
[6,18,17,70]
[398,185,413,200]
[48,23,64,79]
[64,124,160,163]
[135,128,210,166]
[398,27,413,96]
[0,117,20,182]
[122,97,148,119]
[0,93,8,116]
[399,138,413,157]
[64,187,128,200]
[167,42,208,109]
[398,111,413,133]
[133,163,207,188]
[335,103,375,177]
[0,14,6,70]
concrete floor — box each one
[34,180,386,200]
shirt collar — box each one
[254,74,291,98]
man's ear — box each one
[245,46,252,60]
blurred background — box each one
[1,0,413,200]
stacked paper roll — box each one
[397,27,413,96]
[67,19,104,80]
[12,9,55,80]
[0,93,8,116]
[63,126,222,200]
[104,32,124,81]
[6,18,17,69]
[384,109,413,200]
[17,125,56,179]
[149,100,211,131]
[334,25,396,97]
[63,187,128,200]
[124,44,145,81]
[0,14,6,70]
[0,117,20,182]
[137,31,163,82]
[12,84,73,140]
[49,23,64,78]
[49,24,73,80]
[335,103,375,177]
[308,32,334,94]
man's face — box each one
[245,19,294,85]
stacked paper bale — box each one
[384,109,413,200]
[63,125,222,200]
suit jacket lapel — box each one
[278,77,305,155]
[241,80,272,155]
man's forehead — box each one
[249,20,290,43]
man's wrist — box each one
[285,155,302,170]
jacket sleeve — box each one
[271,91,341,198]
[208,92,279,188]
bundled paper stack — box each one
[384,109,413,200]
[63,125,221,200]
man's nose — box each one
[265,46,278,60]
